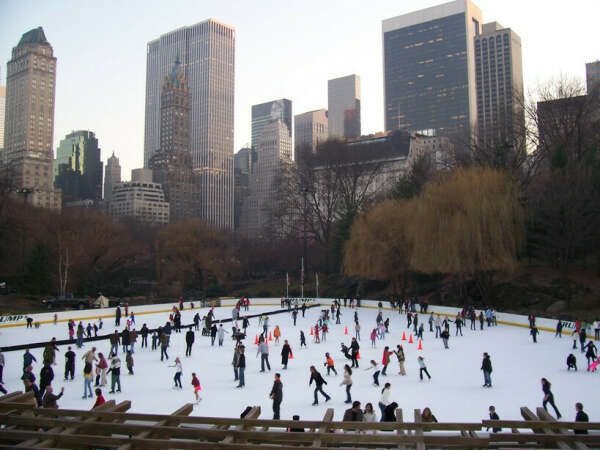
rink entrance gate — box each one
[0,391,598,449]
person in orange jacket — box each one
[324,352,338,375]
[273,325,281,344]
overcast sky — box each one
[1,0,598,180]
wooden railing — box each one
[0,391,598,449]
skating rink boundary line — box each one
[0,303,290,329]
[2,302,590,340]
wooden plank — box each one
[313,408,333,448]
[521,407,571,450]
[536,407,590,450]
[222,405,261,444]
[0,392,34,404]
[0,392,25,402]
[395,408,406,450]
[116,403,193,450]
[482,419,600,431]
[414,409,426,450]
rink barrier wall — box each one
[0,302,321,353]
[1,296,595,339]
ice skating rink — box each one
[1,303,597,423]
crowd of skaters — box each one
[0,296,596,435]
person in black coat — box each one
[481,352,492,387]
[309,366,330,405]
[210,324,218,346]
[350,338,360,368]
[39,364,54,393]
[269,373,283,419]
[185,328,195,357]
[236,346,246,388]
[574,402,589,434]
[24,379,43,407]
[541,378,561,419]
[23,349,37,370]
[530,326,539,343]
[121,328,131,353]
[115,306,121,327]
[140,324,149,348]
[383,402,399,422]
[487,406,501,433]
[64,346,76,381]
[566,354,577,371]
[281,340,291,369]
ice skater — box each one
[191,373,201,403]
[309,365,330,405]
[300,330,307,347]
[236,346,246,388]
[395,345,406,375]
[64,346,75,381]
[417,356,431,381]
[340,364,352,404]
[541,378,561,419]
[584,341,597,370]
[381,346,393,376]
[324,352,337,375]
[530,326,539,343]
[107,353,121,393]
[366,359,381,386]
[378,383,391,422]
[257,336,271,372]
[281,340,292,369]
[269,373,283,419]
[171,357,183,389]
[481,352,492,387]
[566,353,577,371]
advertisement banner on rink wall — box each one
[0,314,24,323]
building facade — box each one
[587,60,600,93]
[294,109,328,155]
[104,152,121,202]
[0,85,5,157]
[144,19,235,229]
[382,0,482,137]
[54,130,103,205]
[251,99,292,150]
[3,27,61,209]
[328,75,361,139]
[474,22,524,147]
[241,120,292,237]
[150,57,199,223]
[233,147,255,230]
[110,169,169,225]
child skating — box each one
[191,373,201,403]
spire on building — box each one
[18,27,49,46]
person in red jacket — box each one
[381,346,393,376]
[92,388,105,409]
[191,373,201,403]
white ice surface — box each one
[1,305,597,423]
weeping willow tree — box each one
[343,199,414,296]
[409,167,525,300]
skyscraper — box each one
[474,22,524,147]
[150,57,199,223]
[104,152,121,202]
[586,60,600,93]
[251,99,292,149]
[241,120,292,237]
[144,19,235,229]
[0,84,5,158]
[4,27,61,209]
[294,109,328,155]
[382,0,482,137]
[233,147,255,230]
[328,75,361,139]
[54,130,103,204]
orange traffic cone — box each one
[402,331,406,341]
[289,349,294,359]
[408,334,414,344]
[254,335,258,345]
[344,326,348,335]
[310,327,314,336]
[417,339,423,350]
[356,351,361,359]
[268,332,273,342]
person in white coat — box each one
[378,383,391,422]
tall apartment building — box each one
[382,0,482,137]
[0,84,5,159]
[586,60,600,93]
[104,152,121,202]
[54,130,103,204]
[3,27,61,209]
[150,57,199,223]
[241,120,293,237]
[294,109,328,155]
[144,19,235,229]
[474,22,524,147]
[251,99,292,149]
[110,169,170,225]
[328,75,361,139]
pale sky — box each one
[1,0,598,180]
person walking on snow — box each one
[269,373,283,419]
[481,352,492,387]
[171,357,183,389]
[541,378,561,419]
[281,340,292,369]
[340,364,352,404]
[309,365,330,405]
